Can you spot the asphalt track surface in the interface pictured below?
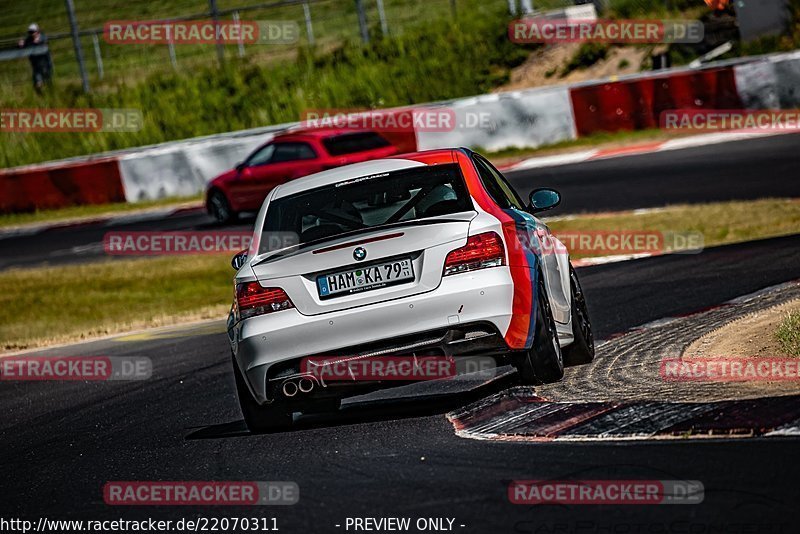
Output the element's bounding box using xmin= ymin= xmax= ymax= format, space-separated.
xmin=2 ymin=238 xmax=800 ymax=530
xmin=2 ymin=134 xmax=800 ymax=531
xmin=2 ymin=133 xmax=799 ymax=271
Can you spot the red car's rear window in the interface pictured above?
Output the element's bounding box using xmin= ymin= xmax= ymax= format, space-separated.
xmin=322 ymin=132 xmax=392 ymax=156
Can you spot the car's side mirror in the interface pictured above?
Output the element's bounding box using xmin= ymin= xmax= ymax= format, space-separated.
xmin=231 ymin=250 xmax=248 ymax=270
xmin=528 ymin=188 xmax=561 ymax=214
xmin=235 ymin=161 xmax=246 ymax=172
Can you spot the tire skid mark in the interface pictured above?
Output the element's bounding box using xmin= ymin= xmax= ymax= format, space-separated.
xmin=448 ymin=280 xmax=800 ymax=442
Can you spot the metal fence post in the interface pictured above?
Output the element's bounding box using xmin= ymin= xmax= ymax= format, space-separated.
xmin=91 ymin=32 xmax=104 ymax=80
xmin=168 ymin=38 xmax=178 ymax=70
xmin=303 ymin=2 xmax=315 ymax=45
xmin=233 ymin=11 xmax=246 ymax=57
xmin=209 ymin=0 xmax=225 ymax=64
xmin=64 ymin=0 xmax=90 ymax=92
xmin=376 ymin=0 xmax=388 ymax=36
xmin=354 ymin=0 xmax=369 ymax=44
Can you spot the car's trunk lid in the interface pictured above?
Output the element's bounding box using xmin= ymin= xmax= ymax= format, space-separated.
xmin=250 ymin=212 xmax=475 ymax=315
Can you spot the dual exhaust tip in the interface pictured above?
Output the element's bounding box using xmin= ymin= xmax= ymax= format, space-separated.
xmin=282 ymin=376 xmax=315 ymax=397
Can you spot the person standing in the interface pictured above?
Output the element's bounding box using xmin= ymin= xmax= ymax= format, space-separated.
xmin=18 ymin=23 xmax=53 ymax=91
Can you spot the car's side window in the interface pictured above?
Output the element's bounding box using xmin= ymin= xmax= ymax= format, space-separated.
xmin=322 ymin=132 xmax=392 ymax=156
xmin=473 ymin=155 xmax=523 ymax=210
xmin=271 ymin=142 xmax=318 ymax=163
xmin=247 ymin=144 xmax=276 ymax=167
xmin=483 ymin=157 xmax=525 ymax=209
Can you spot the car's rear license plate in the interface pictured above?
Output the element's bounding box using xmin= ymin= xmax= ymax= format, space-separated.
xmin=317 ymin=258 xmax=414 ymax=298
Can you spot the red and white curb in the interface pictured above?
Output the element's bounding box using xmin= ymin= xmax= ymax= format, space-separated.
xmin=447 ymin=280 xmax=800 ymax=442
xmin=502 ymin=130 xmax=795 ymax=172
xmin=447 ymin=389 xmax=800 ymax=442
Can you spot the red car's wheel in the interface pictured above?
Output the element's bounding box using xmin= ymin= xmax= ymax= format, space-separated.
xmin=208 ymin=189 xmax=238 ymax=225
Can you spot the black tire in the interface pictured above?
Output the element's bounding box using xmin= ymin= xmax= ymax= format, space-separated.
xmin=232 ymin=356 xmax=293 ymax=432
xmin=208 ymin=190 xmax=237 ymax=225
xmin=515 ymin=269 xmax=564 ymax=385
xmin=562 ymin=264 xmax=595 ymax=366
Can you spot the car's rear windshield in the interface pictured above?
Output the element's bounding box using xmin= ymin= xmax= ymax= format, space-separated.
xmin=260 ymin=164 xmax=474 ymax=253
xmin=322 ymin=132 xmax=391 ymax=156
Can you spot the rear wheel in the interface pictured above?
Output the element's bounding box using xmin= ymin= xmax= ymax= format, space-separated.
xmin=563 ymin=264 xmax=595 ymax=366
xmin=208 ymin=190 xmax=238 ymax=225
xmin=515 ymin=269 xmax=564 ymax=385
xmin=232 ymin=356 xmax=293 ymax=432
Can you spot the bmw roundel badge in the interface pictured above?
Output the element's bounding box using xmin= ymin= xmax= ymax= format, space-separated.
xmin=353 ymin=247 xmax=367 ymax=261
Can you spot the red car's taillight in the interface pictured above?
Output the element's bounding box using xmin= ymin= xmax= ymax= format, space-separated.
xmin=443 ymin=232 xmax=506 ymax=276
xmin=236 ymin=282 xmax=294 ymax=319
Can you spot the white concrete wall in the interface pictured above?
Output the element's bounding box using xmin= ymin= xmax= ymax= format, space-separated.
xmin=734 ymin=50 xmax=800 ymax=109
xmin=415 ymin=86 xmax=577 ymax=152
xmin=118 ymin=135 xmax=273 ymax=202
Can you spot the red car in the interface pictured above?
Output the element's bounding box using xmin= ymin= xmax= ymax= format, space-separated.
xmin=206 ymin=129 xmax=400 ymax=223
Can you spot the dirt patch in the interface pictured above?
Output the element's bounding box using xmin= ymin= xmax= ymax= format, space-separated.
xmin=679 ymin=299 xmax=800 ymax=396
xmin=685 ymin=300 xmax=800 ymax=359
xmin=497 ymin=44 xmax=650 ymax=92
xmin=533 ymin=281 xmax=800 ymax=403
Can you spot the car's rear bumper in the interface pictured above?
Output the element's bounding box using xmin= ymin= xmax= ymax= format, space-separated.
xmin=229 ymin=267 xmax=514 ymax=404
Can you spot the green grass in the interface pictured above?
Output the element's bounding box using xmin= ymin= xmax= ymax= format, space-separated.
xmin=548 ymin=198 xmax=800 ymax=250
xmin=776 ymin=310 xmax=800 ymax=357
xmin=2 ymin=0 xmax=797 ymax=174
xmin=0 ymin=0 xmax=470 ymax=87
xmin=1 ymin=1 xmax=532 ymax=169
xmin=0 ymin=195 xmax=201 ymax=228
xmin=0 ymin=255 xmax=233 ymax=351
xmin=2 ymin=198 xmax=800 ymax=351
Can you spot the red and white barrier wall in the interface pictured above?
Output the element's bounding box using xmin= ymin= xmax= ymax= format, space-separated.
xmin=0 ymin=157 xmax=126 ymax=213
xmin=2 ymin=51 xmax=800 ymax=214
xmin=0 ymin=125 xmax=289 ymax=213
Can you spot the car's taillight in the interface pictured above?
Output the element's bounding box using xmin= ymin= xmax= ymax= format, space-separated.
xmin=236 ymin=282 xmax=294 ymax=319
xmin=443 ymin=232 xmax=505 ymax=276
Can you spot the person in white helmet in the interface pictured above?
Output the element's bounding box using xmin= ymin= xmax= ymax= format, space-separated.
xmin=18 ymin=23 xmax=53 ymax=91
xmin=508 ymin=0 xmax=534 ymax=15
